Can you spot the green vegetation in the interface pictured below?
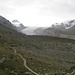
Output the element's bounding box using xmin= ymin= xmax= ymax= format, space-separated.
xmin=0 ymin=23 xmax=75 ymax=75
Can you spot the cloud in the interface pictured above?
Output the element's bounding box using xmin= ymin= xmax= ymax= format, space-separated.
xmin=35 ymin=0 xmax=75 ymax=21
xmin=1 ymin=0 xmax=75 ymax=16
xmin=39 ymin=0 xmax=75 ymax=14
xmin=0 ymin=0 xmax=75 ymax=27
xmin=0 ymin=0 xmax=15 ymax=17
xmin=50 ymin=0 xmax=75 ymax=20
xmin=10 ymin=0 xmax=35 ymax=7
xmin=52 ymin=0 xmax=75 ymax=12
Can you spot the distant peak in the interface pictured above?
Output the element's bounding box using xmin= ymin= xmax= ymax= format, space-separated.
xmin=12 ymin=19 xmax=20 ymax=23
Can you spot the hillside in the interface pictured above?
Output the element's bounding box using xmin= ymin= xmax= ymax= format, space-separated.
xmin=0 ymin=17 xmax=75 ymax=75
xmin=0 ymin=16 xmax=17 ymax=31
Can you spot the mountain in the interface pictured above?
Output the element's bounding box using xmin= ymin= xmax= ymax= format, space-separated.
xmin=1 ymin=16 xmax=75 ymax=74
xmin=12 ymin=19 xmax=27 ymax=32
xmin=10 ymin=19 xmax=75 ymax=40
xmin=52 ymin=19 xmax=75 ymax=30
xmin=65 ymin=25 xmax=75 ymax=35
xmin=40 ymin=19 xmax=75 ymax=39
xmin=0 ymin=16 xmax=16 ymax=30
xmin=63 ymin=20 xmax=75 ymax=35
xmin=42 ymin=27 xmax=63 ymax=37
xmin=34 ymin=27 xmax=47 ymax=35
xmin=64 ymin=19 xmax=75 ymax=29
xmin=20 ymin=19 xmax=75 ymax=39
xmin=11 ymin=20 xmax=46 ymax=35
xmin=22 ymin=27 xmax=47 ymax=35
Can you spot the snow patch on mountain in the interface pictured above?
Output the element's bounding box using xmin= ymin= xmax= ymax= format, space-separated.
xmin=21 ymin=27 xmax=39 ymax=35
xmin=63 ymin=20 xmax=75 ymax=29
xmin=12 ymin=20 xmax=21 ymax=27
xmin=52 ymin=19 xmax=75 ymax=30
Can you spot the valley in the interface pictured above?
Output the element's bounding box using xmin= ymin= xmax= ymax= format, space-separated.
xmin=0 ymin=16 xmax=75 ymax=75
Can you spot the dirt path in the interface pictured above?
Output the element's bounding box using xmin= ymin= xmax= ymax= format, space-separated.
xmin=18 ymin=53 xmax=40 ymax=75
xmin=12 ymin=48 xmax=40 ymax=75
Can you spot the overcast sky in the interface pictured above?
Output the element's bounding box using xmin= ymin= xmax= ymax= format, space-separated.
xmin=0 ymin=0 xmax=75 ymax=27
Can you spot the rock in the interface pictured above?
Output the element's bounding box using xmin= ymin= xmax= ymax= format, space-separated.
xmin=0 ymin=57 xmax=6 ymax=64
xmin=24 ymin=71 xmax=31 ymax=75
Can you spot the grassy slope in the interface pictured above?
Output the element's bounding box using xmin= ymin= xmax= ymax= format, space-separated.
xmin=0 ymin=23 xmax=75 ymax=74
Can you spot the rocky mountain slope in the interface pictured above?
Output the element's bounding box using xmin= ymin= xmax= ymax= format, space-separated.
xmin=0 ymin=16 xmax=16 ymax=30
